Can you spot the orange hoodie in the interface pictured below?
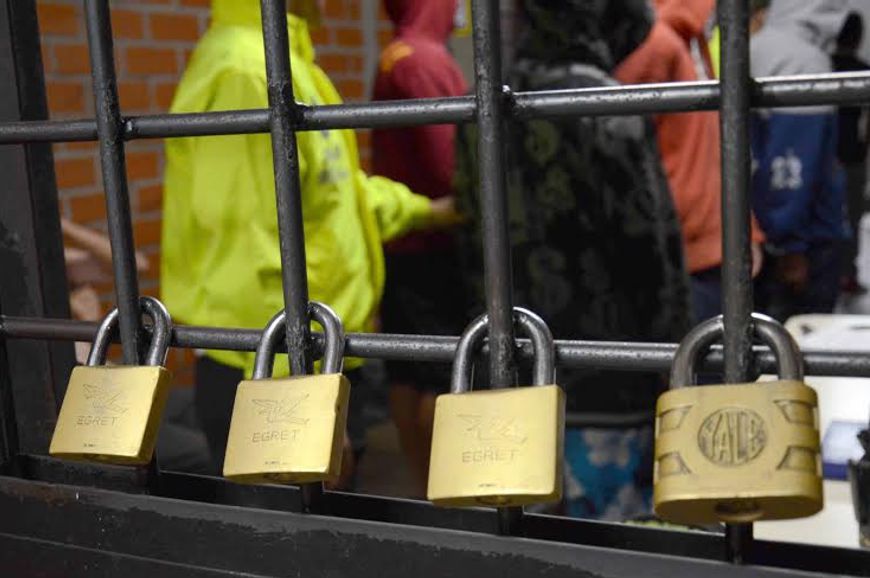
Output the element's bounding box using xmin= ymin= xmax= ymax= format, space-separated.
xmin=615 ymin=0 xmax=762 ymax=273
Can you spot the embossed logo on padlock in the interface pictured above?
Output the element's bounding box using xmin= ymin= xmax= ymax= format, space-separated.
xmin=223 ymin=303 xmax=350 ymax=485
xmin=697 ymin=407 xmax=767 ymax=466
xmin=653 ymin=314 xmax=823 ymax=525
xmin=427 ymin=309 xmax=566 ymax=508
xmin=49 ymin=297 xmax=173 ymax=465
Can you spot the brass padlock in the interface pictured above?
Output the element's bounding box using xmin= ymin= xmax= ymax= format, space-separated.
xmin=49 ymin=296 xmax=173 ymax=465
xmin=427 ymin=308 xmax=566 ymax=507
xmin=223 ymin=302 xmax=350 ymax=484
xmin=654 ymin=313 xmax=822 ymax=525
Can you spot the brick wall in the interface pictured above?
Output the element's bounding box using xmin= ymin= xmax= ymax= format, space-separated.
xmin=36 ymin=0 xmax=387 ymax=383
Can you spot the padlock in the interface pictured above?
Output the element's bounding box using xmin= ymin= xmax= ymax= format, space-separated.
xmin=427 ymin=308 xmax=566 ymax=507
xmin=654 ymin=313 xmax=822 ymax=525
xmin=49 ymin=296 xmax=173 ymax=465
xmin=223 ymin=302 xmax=350 ymax=484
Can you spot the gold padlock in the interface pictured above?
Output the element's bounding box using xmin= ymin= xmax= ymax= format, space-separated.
xmin=223 ymin=302 xmax=350 ymax=484
xmin=49 ymin=297 xmax=173 ymax=465
xmin=654 ymin=313 xmax=822 ymax=525
xmin=428 ymin=308 xmax=566 ymax=508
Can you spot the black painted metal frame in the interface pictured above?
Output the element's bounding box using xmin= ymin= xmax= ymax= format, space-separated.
xmin=1 ymin=0 xmax=870 ymax=575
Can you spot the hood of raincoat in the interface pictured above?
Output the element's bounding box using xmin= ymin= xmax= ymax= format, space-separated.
xmin=212 ymin=0 xmax=320 ymax=29
xmin=655 ymin=0 xmax=715 ymax=42
xmin=764 ymin=0 xmax=849 ymax=48
xmin=517 ymin=0 xmax=653 ymax=71
xmin=384 ymin=0 xmax=456 ymax=42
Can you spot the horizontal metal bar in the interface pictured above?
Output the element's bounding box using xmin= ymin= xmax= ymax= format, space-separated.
xmin=10 ymin=460 xmax=870 ymax=576
xmin=3 ymin=316 xmax=870 ymax=379
xmin=2 ymin=72 xmax=869 ymax=144
xmin=8 ymin=473 xmax=860 ymax=578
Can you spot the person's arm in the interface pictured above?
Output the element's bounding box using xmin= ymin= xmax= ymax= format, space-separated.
xmin=358 ymin=172 xmax=465 ymax=243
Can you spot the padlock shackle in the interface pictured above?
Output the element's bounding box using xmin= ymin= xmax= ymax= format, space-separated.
xmin=252 ymin=301 xmax=346 ymax=379
xmin=87 ymin=296 xmax=173 ymax=367
xmin=670 ymin=312 xmax=803 ymax=388
xmin=450 ymin=307 xmax=555 ymax=394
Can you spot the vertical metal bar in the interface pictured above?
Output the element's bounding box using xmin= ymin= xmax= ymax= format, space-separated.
xmin=717 ymin=0 xmax=754 ymax=562
xmin=0 ymin=0 xmax=75 ymax=453
xmin=470 ymin=0 xmax=519 ymax=534
xmin=83 ymin=0 xmax=141 ymax=364
xmin=259 ymin=0 xmax=311 ymax=376
xmin=258 ymin=0 xmax=319 ymax=510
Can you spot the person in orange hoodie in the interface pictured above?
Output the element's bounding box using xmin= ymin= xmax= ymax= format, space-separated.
xmin=615 ymin=0 xmax=763 ymax=324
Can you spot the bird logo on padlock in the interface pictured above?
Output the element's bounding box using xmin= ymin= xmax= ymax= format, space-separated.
xmin=83 ymin=383 xmax=128 ymax=415
xmin=252 ymin=395 xmax=310 ymax=425
xmin=459 ymin=414 xmax=527 ymax=444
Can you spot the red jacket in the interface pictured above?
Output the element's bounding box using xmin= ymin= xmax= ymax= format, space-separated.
xmin=372 ymin=0 xmax=467 ymax=254
xmin=616 ymin=0 xmax=762 ymax=273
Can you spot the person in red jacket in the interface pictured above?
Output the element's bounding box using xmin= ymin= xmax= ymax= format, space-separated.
xmin=616 ymin=0 xmax=764 ymax=324
xmin=372 ymin=0 xmax=468 ymax=496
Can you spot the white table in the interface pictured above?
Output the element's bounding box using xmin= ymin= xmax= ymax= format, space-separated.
xmin=753 ymin=316 xmax=870 ymax=549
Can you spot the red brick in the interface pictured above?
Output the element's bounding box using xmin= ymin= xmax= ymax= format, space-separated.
xmin=137 ymin=183 xmax=163 ymax=213
xmin=69 ymin=193 xmax=107 ymax=223
xmin=46 ymin=80 xmax=86 ymax=114
xmin=37 ymin=3 xmax=80 ymax=37
xmin=309 ymin=26 xmax=330 ymax=46
xmin=111 ymin=8 xmax=145 ymax=40
xmin=335 ymin=79 xmax=364 ymax=101
xmin=150 ymin=13 xmax=200 ymax=42
xmin=378 ymin=29 xmax=393 ymax=48
xmin=53 ymin=43 xmax=90 ymax=74
xmin=180 ymin=0 xmax=211 ymax=6
xmin=335 ymin=27 xmax=363 ymax=48
xmin=318 ymin=53 xmax=350 ymax=74
xmin=126 ymin=150 xmax=160 ymax=180
xmin=118 ymin=80 xmax=151 ymax=112
xmin=154 ymin=81 xmax=178 ymax=110
xmin=134 ymin=217 xmax=162 ymax=247
xmin=55 ymin=157 xmax=95 ymax=189
xmin=62 ymin=141 xmax=98 ymax=154
xmin=125 ymin=46 xmax=178 ymax=75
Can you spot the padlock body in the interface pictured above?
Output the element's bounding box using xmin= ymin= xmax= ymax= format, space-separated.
xmin=49 ymin=365 xmax=172 ymax=465
xmin=223 ymin=373 xmax=350 ymax=484
xmin=427 ymin=384 xmax=565 ymax=507
xmin=654 ymin=380 xmax=822 ymax=525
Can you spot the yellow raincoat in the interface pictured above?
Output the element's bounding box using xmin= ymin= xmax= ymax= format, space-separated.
xmin=161 ymin=0 xmax=433 ymax=374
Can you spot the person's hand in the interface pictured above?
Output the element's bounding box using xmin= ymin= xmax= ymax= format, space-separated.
xmin=751 ymin=243 xmax=764 ymax=279
xmin=428 ymin=196 xmax=465 ymax=229
xmin=776 ymin=252 xmax=809 ymax=293
xmin=69 ymin=286 xmax=102 ymax=321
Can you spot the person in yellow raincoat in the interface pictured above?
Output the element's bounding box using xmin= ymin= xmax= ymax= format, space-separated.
xmin=161 ymin=0 xmax=457 ymax=482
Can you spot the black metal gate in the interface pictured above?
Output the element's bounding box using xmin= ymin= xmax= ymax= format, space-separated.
xmin=0 ymin=0 xmax=869 ymax=576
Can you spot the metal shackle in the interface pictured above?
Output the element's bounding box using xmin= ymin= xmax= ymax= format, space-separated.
xmin=670 ymin=313 xmax=804 ymax=388
xmin=252 ymin=301 xmax=346 ymax=379
xmin=87 ymin=296 xmax=173 ymax=367
xmin=450 ymin=307 xmax=556 ymax=394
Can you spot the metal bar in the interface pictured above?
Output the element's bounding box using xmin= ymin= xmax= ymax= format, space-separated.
xmin=3 ymin=474 xmax=861 ymax=578
xmin=718 ymin=0 xmax=754 ymax=563
xmin=15 ymin=455 xmax=870 ymax=576
xmin=3 ymin=73 xmax=870 ymax=144
xmin=83 ymin=0 xmax=140 ymax=364
xmin=259 ymin=0 xmax=310 ymax=376
xmin=4 ymin=316 xmax=870 ymax=378
xmin=0 ymin=0 xmax=75 ymax=454
xmin=258 ymin=0 xmax=320 ymax=511
xmin=469 ymin=0 xmax=519 ymax=534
